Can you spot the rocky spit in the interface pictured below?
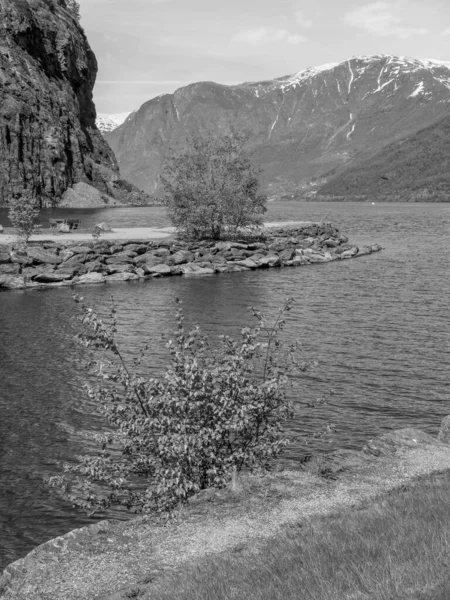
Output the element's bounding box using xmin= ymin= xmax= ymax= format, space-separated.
xmin=0 ymin=223 xmax=382 ymax=291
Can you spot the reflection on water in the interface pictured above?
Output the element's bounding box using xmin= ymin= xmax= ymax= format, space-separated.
xmin=0 ymin=202 xmax=449 ymax=570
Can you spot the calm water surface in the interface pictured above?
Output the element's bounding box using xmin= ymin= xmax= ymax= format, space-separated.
xmin=0 ymin=202 xmax=449 ymax=569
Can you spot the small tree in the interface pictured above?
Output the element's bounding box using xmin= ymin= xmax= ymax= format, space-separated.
xmin=49 ymin=297 xmax=313 ymax=517
xmin=8 ymin=192 xmax=40 ymax=244
xmin=162 ymin=133 xmax=267 ymax=240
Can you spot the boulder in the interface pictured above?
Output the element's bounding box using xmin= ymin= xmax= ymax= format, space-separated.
xmin=339 ymin=246 xmax=359 ymax=259
xmin=0 ymin=264 xmax=20 ymax=275
xmin=105 ymin=252 xmax=134 ymax=264
xmin=122 ymin=244 xmax=148 ymax=255
xmin=235 ymin=258 xmax=259 ymax=269
xmin=181 ymin=265 xmax=215 ymax=276
xmin=59 ymin=250 xmax=75 ymax=262
xmin=26 ymin=247 xmax=62 ymax=265
xmin=145 ymin=264 xmax=172 ymax=276
xmin=58 ymin=223 xmax=70 ymax=233
xmin=33 ymin=272 xmax=72 ymax=283
xmin=105 ymin=264 xmax=135 ymax=275
xmin=134 ymin=253 xmax=162 ymax=268
xmin=363 ymin=428 xmax=446 ymax=457
xmin=84 ymin=260 xmax=106 ymax=273
xmin=257 ymin=255 xmax=281 ymax=268
xmin=0 ymin=224 xmax=3 ymax=233
xmin=371 ymin=244 xmax=383 ymax=252
xmin=60 ymin=253 xmax=93 ymax=267
xmin=53 ymin=266 xmax=78 ymax=278
xmin=356 ymin=246 xmax=373 ymax=257
xmin=67 ymin=246 xmax=93 ymax=255
xmin=135 ymin=267 xmax=146 ymax=278
xmin=0 ymin=251 xmax=11 ymax=264
xmin=106 ymin=272 xmax=139 ymax=282
xmin=438 ymin=416 xmax=450 ymax=445
xmin=109 ymin=244 xmax=124 ymax=254
xmin=0 ymin=275 xmax=26 ymax=289
xmin=278 ymin=248 xmax=296 ymax=262
xmin=77 ymin=272 xmax=106 ymax=284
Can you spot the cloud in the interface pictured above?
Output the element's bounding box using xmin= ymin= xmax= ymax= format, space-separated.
xmin=294 ymin=9 xmax=313 ymax=29
xmin=233 ymin=27 xmax=307 ymax=45
xmin=344 ymin=2 xmax=428 ymax=38
xmin=442 ymin=28 xmax=450 ymax=36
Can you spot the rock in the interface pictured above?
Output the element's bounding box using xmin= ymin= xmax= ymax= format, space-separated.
xmin=278 ymin=248 xmax=296 ymax=262
xmin=371 ymin=244 xmax=383 ymax=252
xmin=135 ymin=267 xmax=146 ymax=278
xmin=438 ymin=416 xmax=450 ymax=444
xmin=145 ymin=264 xmax=172 ymax=276
xmin=257 ymin=255 xmax=281 ymax=268
xmin=0 ymin=263 xmax=20 ymax=275
xmin=67 ymin=246 xmax=93 ymax=256
xmin=22 ymin=265 xmax=55 ymax=278
xmin=0 ymin=251 xmax=11 ymax=264
xmin=58 ymin=223 xmax=70 ymax=233
xmin=133 ymin=253 xmax=161 ymax=268
xmin=105 ymin=252 xmax=134 ymax=264
xmin=235 ymin=258 xmax=259 ymax=269
xmin=104 ymin=264 xmax=134 ymax=275
xmin=340 ymin=246 xmax=359 ymax=259
xmin=59 ymin=250 xmax=75 ymax=262
xmin=168 ymin=250 xmax=194 ymax=265
xmin=121 ymin=244 xmax=148 ymax=255
xmin=77 ymin=273 xmax=106 ymax=285
xmin=153 ymin=248 xmax=171 ymax=259
xmin=53 ymin=266 xmax=78 ymax=278
xmin=109 ymin=245 xmax=124 ymax=254
xmin=26 ymin=247 xmax=62 ymax=265
xmin=84 ymin=260 xmax=106 ymax=273
xmin=33 ymin=272 xmax=72 ymax=283
xmin=180 ymin=264 xmax=215 ymax=276
xmin=0 ymin=275 xmax=26 ymax=289
xmin=0 ymin=224 xmax=3 ymax=233
xmin=58 ymin=254 xmax=90 ymax=269
xmin=356 ymin=246 xmax=373 ymax=256
xmin=106 ymin=272 xmax=139 ymax=282
xmin=10 ymin=251 xmax=33 ymax=266
xmin=363 ymin=428 xmax=446 ymax=457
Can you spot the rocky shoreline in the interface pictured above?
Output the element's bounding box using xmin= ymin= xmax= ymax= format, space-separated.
xmin=0 ymin=222 xmax=382 ymax=291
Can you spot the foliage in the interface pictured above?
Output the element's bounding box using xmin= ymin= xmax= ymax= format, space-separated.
xmin=49 ymin=297 xmax=312 ymax=517
xmin=162 ymin=133 xmax=267 ymax=240
xmin=8 ymin=192 xmax=40 ymax=244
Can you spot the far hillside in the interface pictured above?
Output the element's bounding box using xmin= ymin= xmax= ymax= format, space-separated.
xmin=318 ymin=113 xmax=450 ymax=201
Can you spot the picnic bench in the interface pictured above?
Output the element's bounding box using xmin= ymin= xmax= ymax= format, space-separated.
xmin=49 ymin=219 xmax=81 ymax=230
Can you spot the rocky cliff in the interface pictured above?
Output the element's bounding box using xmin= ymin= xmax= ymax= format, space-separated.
xmin=105 ymin=55 xmax=450 ymax=200
xmin=0 ymin=0 xmax=150 ymax=206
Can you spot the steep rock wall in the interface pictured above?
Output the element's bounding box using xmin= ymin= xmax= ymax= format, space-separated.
xmin=0 ymin=0 xmax=148 ymax=206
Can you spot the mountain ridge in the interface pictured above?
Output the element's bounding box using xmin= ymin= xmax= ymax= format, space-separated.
xmin=105 ymin=54 xmax=450 ymax=200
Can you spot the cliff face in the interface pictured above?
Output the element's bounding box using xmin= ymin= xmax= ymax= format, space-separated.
xmin=105 ymin=55 xmax=450 ymax=199
xmin=0 ymin=0 xmax=149 ymax=206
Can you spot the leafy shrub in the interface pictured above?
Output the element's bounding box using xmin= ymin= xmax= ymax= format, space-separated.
xmin=8 ymin=192 xmax=40 ymax=244
xmin=162 ymin=133 xmax=267 ymax=240
xmin=50 ymin=297 xmax=311 ymax=517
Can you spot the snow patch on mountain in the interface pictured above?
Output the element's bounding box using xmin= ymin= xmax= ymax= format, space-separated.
xmin=96 ymin=112 xmax=133 ymax=133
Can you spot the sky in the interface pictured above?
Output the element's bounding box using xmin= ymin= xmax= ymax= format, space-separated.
xmin=77 ymin=0 xmax=450 ymax=113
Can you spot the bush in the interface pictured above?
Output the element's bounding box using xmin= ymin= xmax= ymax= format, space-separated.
xmin=162 ymin=133 xmax=267 ymax=240
xmin=8 ymin=192 xmax=40 ymax=244
xmin=49 ymin=297 xmax=312 ymax=517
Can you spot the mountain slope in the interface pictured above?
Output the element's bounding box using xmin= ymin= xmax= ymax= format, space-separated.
xmin=318 ymin=113 xmax=450 ymax=200
xmin=105 ymin=55 xmax=450 ymax=198
xmin=96 ymin=112 xmax=133 ymax=133
xmin=0 ymin=0 xmax=149 ymax=206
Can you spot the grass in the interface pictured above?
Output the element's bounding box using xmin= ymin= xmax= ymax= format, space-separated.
xmin=139 ymin=471 xmax=450 ymax=600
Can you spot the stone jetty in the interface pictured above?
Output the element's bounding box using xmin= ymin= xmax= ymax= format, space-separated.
xmin=0 ymin=223 xmax=382 ymax=291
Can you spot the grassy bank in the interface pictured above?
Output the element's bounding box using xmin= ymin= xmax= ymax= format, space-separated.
xmin=141 ymin=471 xmax=450 ymax=600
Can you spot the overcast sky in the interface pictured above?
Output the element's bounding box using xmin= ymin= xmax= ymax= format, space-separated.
xmin=78 ymin=0 xmax=450 ymax=113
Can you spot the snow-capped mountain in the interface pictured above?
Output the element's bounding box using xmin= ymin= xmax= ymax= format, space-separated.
xmin=104 ymin=55 xmax=450 ymax=199
xmin=96 ymin=112 xmax=133 ymax=133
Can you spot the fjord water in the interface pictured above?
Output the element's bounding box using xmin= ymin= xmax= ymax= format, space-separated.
xmin=0 ymin=202 xmax=449 ymax=570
